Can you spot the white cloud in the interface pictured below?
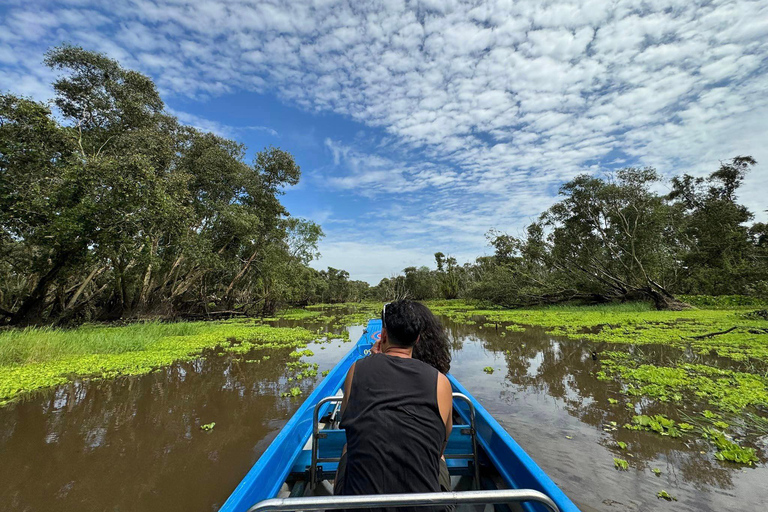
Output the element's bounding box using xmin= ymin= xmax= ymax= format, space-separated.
xmin=2 ymin=0 xmax=767 ymax=281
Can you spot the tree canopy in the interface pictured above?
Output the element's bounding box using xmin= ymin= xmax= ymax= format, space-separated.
xmin=371 ymin=158 xmax=767 ymax=309
xmin=0 ymin=45 xmax=366 ymax=325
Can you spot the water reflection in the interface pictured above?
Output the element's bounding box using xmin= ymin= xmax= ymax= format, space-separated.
xmin=442 ymin=317 xmax=766 ymax=512
xmin=0 ymin=342 xmax=349 ymax=512
xmin=0 ymin=317 xmax=764 ymax=512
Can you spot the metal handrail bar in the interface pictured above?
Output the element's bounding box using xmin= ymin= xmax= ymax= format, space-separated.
xmin=450 ymin=393 xmax=480 ymax=488
xmin=310 ymin=396 xmax=344 ymax=488
xmin=247 ymin=489 xmax=559 ymax=512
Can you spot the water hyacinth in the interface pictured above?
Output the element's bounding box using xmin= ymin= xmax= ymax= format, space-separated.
xmin=0 ymin=321 xmax=320 ymax=406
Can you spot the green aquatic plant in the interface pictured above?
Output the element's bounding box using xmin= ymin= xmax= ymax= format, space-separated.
xmin=200 ymin=422 xmax=216 ymax=431
xmin=281 ymin=387 xmax=302 ymax=398
xmin=652 ymin=468 xmax=662 ymax=476
xmin=483 ymin=367 xmax=494 ymax=374
xmin=425 ymin=299 xmax=768 ymax=365
xmin=616 ymin=441 xmax=627 ymax=450
xmin=656 ymin=490 xmax=676 ymax=501
xmin=289 ymin=349 xmax=315 ymax=358
xmin=613 ymin=458 xmax=629 ymax=470
xmin=608 ymin=398 xmax=619 ymax=405
xmin=599 ymin=354 xmax=768 ymax=413
xmin=0 ymin=321 xmax=320 ymax=406
xmin=701 ymin=428 xmax=759 ymax=465
xmin=627 ymin=415 xmax=681 ymax=438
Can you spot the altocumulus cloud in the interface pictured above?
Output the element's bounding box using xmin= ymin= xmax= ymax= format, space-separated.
xmin=1 ymin=0 xmax=767 ymax=281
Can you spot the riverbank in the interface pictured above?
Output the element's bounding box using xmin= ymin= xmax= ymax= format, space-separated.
xmin=0 ymin=320 xmax=321 ymax=406
xmin=3 ymin=298 xmax=767 ymax=420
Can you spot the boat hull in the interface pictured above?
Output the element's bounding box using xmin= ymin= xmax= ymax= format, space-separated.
xmin=221 ymin=319 xmax=581 ymax=512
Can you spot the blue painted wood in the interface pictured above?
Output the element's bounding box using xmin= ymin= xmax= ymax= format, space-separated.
xmin=222 ymin=319 xmax=582 ymax=512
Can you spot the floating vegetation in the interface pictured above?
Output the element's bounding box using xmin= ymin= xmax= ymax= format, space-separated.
xmin=701 ymin=428 xmax=759 ymax=465
xmin=626 ymin=415 xmax=681 ymax=438
xmin=656 ymin=490 xmax=677 ymax=501
xmin=600 ymin=353 xmax=768 ymax=413
xmin=616 ymin=441 xmax=627 ymax=450
xmin=281 ymin=387 xmax=302 ymax=398
xmin=289 ymin=349 xmax=315 ymax=358
xmin=0 ymin=321 xmax=320 ymax=407
xmin=613 ymin=458 xmax=629 ymax=470
xmin=483 ymin=367 xmax=494 ymax=374
xmin=321 ymin=370 xmax=330 ymax=377
xmin=652 ymin=468 xmax=662 ymax=476
xmin=425 ymin=299 xmax=768 ymax=364
xmin=608 ymin=398 xmax=619 ymax=405
xmin=200 ymin=422 xmax=216 ymax=431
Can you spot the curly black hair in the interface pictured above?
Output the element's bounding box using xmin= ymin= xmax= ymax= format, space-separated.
xmin=411 ymin=302 xmax=451 ymax=374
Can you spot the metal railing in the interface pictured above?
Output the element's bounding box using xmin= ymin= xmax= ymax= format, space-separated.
xmin=310 ymin=395 xmax=345 ymax=488
xmin=448 ymin=393 xmax=480 ymax=489
xmin=247 ymin=489 xmax=560 ymax=512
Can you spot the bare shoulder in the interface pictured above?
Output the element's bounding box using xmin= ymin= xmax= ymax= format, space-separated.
xmin=436 ymin=372 xmax=452 ymax=401
xmin=345 ymin=362 xmax=356 ymax=384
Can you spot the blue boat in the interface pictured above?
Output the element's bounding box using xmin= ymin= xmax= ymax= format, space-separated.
xmin=221 ymin=319 xmax=582 ymax=512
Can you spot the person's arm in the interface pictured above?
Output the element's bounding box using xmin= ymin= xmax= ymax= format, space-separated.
xmin=436 ymin=372 xmax=453 ymax=455
xmin=340 ymin=362 xmax=356 ymax=417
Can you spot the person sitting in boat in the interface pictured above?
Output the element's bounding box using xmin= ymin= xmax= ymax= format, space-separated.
xmin=408 ymin=301 xmax=451 ymax=375
xmin=370 ymin=301 xmax=451 ymax=374
xmin=334 ymin=300 xmax=454 ymax=506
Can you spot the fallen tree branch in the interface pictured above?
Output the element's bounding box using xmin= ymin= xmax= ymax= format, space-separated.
xmin=690 ymin=326 xmax=737 ymax=339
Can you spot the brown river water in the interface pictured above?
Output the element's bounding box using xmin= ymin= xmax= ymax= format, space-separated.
xmin=1 ymin=314 xmax=766 ymax=511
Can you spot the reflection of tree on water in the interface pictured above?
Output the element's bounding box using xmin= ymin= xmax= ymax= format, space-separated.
xmin=0 ymin=351 xmax=305 ymax=512
xmin=446 ymin=320 xmax=745 ymax=491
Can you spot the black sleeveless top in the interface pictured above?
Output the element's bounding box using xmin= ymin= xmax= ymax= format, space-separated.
xmin=340 ymin=354 xmax=445 ymax=503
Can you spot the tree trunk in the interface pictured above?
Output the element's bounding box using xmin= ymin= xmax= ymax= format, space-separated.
xmin=10 ymin=251 xmax=72 ymax=326
xmin=640 ymin=286 xmax=690 ymax=310
xmin=224 ymin=246 xmax=259 ymax=300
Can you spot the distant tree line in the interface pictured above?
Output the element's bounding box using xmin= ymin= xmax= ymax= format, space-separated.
xmin=371 ymin=158 xmax=768 ymax=309
xmin=4 ymin=46 xmax=766 ymax=324
xmin=0 ymin=45 xmax=367 ymax=326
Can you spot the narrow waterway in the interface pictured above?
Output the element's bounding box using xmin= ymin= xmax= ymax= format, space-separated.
xmin=0 ymin=314 xmax=765 ymax=511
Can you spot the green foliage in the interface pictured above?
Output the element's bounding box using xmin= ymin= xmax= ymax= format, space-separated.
xmin=613 ymin=458 xmax=629 ymax=470
xmin=652 ymin=468 xmax=662 ymax=476
xmin=701 ymin=428 xmax=759 ymax=465
xmin=616 ymin=441 xmax=627 ymax=450
xmin=627 ymin=415 xmax=681 ymax=438
xmin=679 ymin=295 xmax=768 ymax=309
xmin=483 ymin=366 xmax=494 ymax=374
xmin=200 ymin=422 xmax=216 ymax=431
xmin=656 ymin=490 xmax=676 ymax=501
xmin=0 ymin=45 xmax=349 ymax=326
xmin=0 ymin=320 xmax=318 ymax=405
xmin=281 ymin=387 xmax=302 ymax=398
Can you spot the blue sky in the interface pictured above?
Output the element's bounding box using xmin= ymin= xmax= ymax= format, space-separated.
xmin=2 ymin=0 xmax=767 ymax=283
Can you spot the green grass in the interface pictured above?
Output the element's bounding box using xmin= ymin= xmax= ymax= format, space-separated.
xmin=0 ymin=320 xmax=319 ymax=407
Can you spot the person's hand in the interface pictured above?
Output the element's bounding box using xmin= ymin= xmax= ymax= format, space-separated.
xmin=371 ymin=339 xmax=381 ymax=354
